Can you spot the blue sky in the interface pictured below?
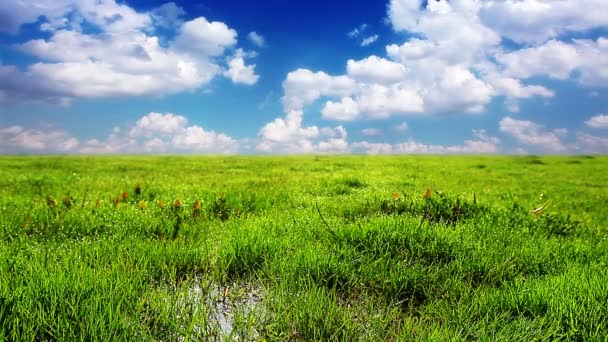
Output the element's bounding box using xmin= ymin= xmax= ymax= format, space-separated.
xmin=1 ymin=0 xmax=607 ymax=154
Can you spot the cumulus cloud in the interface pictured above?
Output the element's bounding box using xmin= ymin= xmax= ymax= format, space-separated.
xmin=0 ymin=0 xmax=72 ymax=34
xmin=496 ymin=40 xmax=579 ymax=80
xmin=282 ymin=69 xmax=357 ymax=113
xmin=80 ymin=112 xmax=239 ymax=154
xmin=0 ymin=0 xmax=255 ymax=105
xmin=495 ymin=38 xmax=608 ymax=86
xmin=256 ymin=109 xmax=349 ymax=154
xmin=253 ymin=0 xmax=607 ymax=153
xmin=574 ymin=133 xmax=608 ymax=154
xmin=259 ymin=0 xmax=562 ymax=138
xmin=0 ymin=125 xmax=78 ymax=154
xmin=172 ymin=17 xmax=237 ymax=56
xmin=346 ymin=56 xmax=407 ymax=84
xmin=322 ymin=97 xmax=360 ymax=121
xmin=585 ymin=114 xmax=608 ymax=129
xmin=129 ymin=112 xmax=187 ymax=137
xmin=223 ymin=49 xmax=260 ymax=85
xmin=499 ymin=117 xmax=567 ymax=152
xmin=478 ymin=0 xmax=608 ymax=44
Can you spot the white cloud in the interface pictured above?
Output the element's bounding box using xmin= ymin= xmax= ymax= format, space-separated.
xmin=282 ymin=69 xmax=357 ymax=113
xmin=223 ymin=49 xmax=259 ymax=85
xmin=492 ymin=37 xmax=608 ymax=88
xmin=129 ymin=112 xmax=187 ymax=137
xmin=80 ymin=112 xmax=239 ymax=154
xmin=322 ymin=97 xmax=360 ymax=121
xmin=487 ymin=76 xmax=554 ymax=99
xmin=171 ymin=126 xmax=238 ymax=152
xmin=247 ymin=31 xmax=265 ymax=47
xmin=355 ymin=83 xmax=424 ymax=117
xmin=353 ymin=130 xmax=500 ymax=154
xmin=494 ymin=38 xmax=608 ymax=87
xmin=478 ymin=0 xmax=608 ymax=44
xmin=0 ymin=0 xmax=156 ymax=34
xmin=257 ymin=0 xmax=605 ymax=151
xmin=361 ymin=35 xmax=379 ymax=47
xmin=172 ymin=17 xmax=237 ymax=56
xmin=0 ymin=0 xmax=73 ymax=34
xmin=361 ymin=128 xmax=382 ymax=137
xmin=256 ymin=104 xmax=351 ymax=154
xmin=346 ymin=56 xmax=407 ymax=84
xmin=472 ymin=129 xmax=500 ymax=145
xmin=585 ymin=114 xmax=608 ymax=129
xmin=499 ymin=117 xmax=567 ymax=152
xmin=351 ymin=142 xmax=393 ymax=154
xmin=496 ymin=40 xmax=579 ymax=80
xmin=0 ymin=0 xmax=251 ymax=105
xmin=0 ymin=125 xmax=78 ymax=153
xmin=574 ymin=133 xmax=608 ymax=154
xmin=575 ymin=37 xmax=608 ymax=87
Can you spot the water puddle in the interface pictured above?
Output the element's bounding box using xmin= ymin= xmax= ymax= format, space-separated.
xmin=172 ymin=279 xmax=265 ymax=341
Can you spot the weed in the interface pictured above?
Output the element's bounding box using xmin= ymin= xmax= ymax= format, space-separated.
xmin=211 ymin=193 xmax=230 ymax=221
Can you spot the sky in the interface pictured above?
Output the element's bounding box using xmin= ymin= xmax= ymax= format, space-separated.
xmin=0 ymin=0 xmax=607 ymax=155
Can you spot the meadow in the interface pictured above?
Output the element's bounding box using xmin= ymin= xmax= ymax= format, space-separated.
xmin=0 ymin=155 xmax=606 ymax=341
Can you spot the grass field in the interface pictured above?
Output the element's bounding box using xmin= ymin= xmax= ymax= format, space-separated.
xmin=0 ymin=155 xmax=607 ymax=340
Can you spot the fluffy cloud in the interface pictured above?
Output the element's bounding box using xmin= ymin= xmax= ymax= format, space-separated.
xmin=129 ymin=112 xmax=187 ymax=137
xmin=478 ymin=0 xmax=608 ymax=44
xmin=256 ymin=109 xmax=349 ymax=153
xmin=82 ymin=112 xmax=239 ymax=154
xmin=223 ymin=49 xmax=260 ymax=85
xmin=575 ymin=38 xmax=608 ymax=87
xmin=282 ymin=69 xmax=357 ymax=113
xmin=0 ymin=0 xmax=254 ymax=105
xmin=172 ymin=17 xmax=237 ymax=56
xmin=346 ymin=56 xmax=407 ymax=84
xmin=0 ymin=0 xmax=71 ymax=34
xmin=262 ymin=0 xmax=563 ymax=137
xmin=0 ymin=0 xmax=156 ymax=34
xmin=585 ymin=114 xmax=608 ymax=129
xmin=499 ymin=117 xmax=567 ymax=152
xmin=496 ymin=40 xmax=579 ymax=80
xmin=0 ymin=125 xmax=78 ymax=154
xmin=355 ymin=83 xmax=424 ymax=117
xmin=254 ymin=0 xmax=607 ymax=153
xmin=495 ymin=38 xmax=608 ymax=86
xmin=322 ymin=97 xmax=360 ymax=121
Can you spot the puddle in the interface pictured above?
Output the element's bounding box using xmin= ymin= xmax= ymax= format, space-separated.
xmin=173 ymin=280 xmax=265 ymax=341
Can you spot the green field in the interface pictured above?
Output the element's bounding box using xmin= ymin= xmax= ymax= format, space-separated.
xmin=0 ymin=156 xmax=607 ymax=340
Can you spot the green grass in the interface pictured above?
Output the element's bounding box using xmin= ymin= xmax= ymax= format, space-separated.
xmin=0 ymin=155 xmax=607 ymax=340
